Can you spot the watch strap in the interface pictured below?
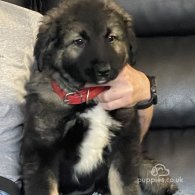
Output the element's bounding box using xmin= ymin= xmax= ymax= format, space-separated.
xmin=135 ymin=76 xmax=157 ymax=110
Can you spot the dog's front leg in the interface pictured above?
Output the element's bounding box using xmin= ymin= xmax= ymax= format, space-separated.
xmin=108 ymin=136 xmax=140 ymax=195
xmin=108 ymin=163 xmax=139 ymax=195
xmin=108 ymin=109 xmax=141 ymax=195
xmin=23 ymin=148 xmax=60 ymax=195
xmin=23 ymin=163 xmax=59 ymax=195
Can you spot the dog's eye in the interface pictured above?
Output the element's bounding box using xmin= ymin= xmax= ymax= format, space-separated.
xmin=107 ymin=35 xmax=117 ymax=43
xmin=73 ymin=39 xmax=86 ymax=48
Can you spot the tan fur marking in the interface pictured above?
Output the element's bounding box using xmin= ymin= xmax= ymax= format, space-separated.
xmin=108 ymin=164 xmax=124 ymax=195
xmin=48 ymin=172 xmax=59 ymax=195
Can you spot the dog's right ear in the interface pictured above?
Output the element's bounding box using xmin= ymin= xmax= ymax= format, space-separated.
xmin=34 ymin=17 xmax=59 ymax=71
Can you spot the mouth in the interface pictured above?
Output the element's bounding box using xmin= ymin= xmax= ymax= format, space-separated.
xmin=96 ymin=76 xmax=110 ymax=84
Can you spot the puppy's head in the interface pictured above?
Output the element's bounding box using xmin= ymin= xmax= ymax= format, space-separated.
xmin=35 ymin=0 xmax=136 ymax=87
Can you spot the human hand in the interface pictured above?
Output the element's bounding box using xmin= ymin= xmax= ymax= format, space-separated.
xmin=95 ymin=64 xmax=151 ymax=110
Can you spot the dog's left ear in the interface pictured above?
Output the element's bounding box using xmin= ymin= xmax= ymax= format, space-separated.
xmin=106 ymin=0 xmax=137 ymax=65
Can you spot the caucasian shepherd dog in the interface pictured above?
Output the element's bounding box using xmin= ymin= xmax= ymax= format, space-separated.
xmin=22 ymin=0 xmax=178 ymax=194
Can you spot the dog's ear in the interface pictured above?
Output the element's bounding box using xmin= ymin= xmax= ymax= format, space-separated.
xmin=34 ymin=16 xmax=59 ymax=71
xmin=105 ymin=0 xmax=137 ymax=65
xmin=124 ymin=18 xmax=137 ymax=66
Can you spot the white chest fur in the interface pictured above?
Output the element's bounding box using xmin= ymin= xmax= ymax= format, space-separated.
xmin=73 ymin=104 xmax=121 ymax=178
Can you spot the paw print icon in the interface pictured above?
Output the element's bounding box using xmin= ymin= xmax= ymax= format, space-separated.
xmin=151 ymin=163 xmax=170 ymax=177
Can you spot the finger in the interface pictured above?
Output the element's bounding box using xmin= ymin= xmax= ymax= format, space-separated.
xmin=97 ymin=88 xmax=123 ymax=103
xmin=98 ymin=97 xmax=130 ymax=111
xmin=84 ymin=81 xmax=114 ymax=88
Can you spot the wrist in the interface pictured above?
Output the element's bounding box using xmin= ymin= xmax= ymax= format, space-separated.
xmin=141 ymin=73 xmax=151 ymax=101
xmin=135 ymin=75 xmax=157 ymax=110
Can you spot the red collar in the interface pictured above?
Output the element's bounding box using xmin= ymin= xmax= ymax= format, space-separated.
xmin=51 ymin=81 xmax=109 ymax=105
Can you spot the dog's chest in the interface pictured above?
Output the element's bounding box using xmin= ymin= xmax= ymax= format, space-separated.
xmin=71 ymin=105 xmax=121 ymax=178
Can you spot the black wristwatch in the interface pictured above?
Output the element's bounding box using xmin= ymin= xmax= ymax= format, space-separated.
xmin=135 ymin=76 xmax=157 ymax=110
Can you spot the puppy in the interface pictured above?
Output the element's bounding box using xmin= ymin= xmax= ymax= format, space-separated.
xmin=22 ymin=0 xmax=178 ymax=194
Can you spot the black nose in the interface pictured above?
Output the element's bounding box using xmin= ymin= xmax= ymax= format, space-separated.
xmin=97 ymin=68 xmax=110 ymax=77
xmin=96 ymin=64 xmax=111 ymax=77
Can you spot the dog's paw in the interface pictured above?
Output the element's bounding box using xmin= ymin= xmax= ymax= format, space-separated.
xmin=139 ymin=157 xmax=179 ymax=195
xmin=165 ymin=182 xmax=178 ymax=195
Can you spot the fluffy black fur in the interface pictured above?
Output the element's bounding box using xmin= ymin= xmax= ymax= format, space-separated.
xmin=22 ymin=0 xmax=178 ymax=195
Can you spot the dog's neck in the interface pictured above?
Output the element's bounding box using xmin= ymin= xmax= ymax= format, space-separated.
xmin=51 ymin=70 xmax=84 ymax=93
xmin=48 ymin=70 xmax=108 ymax=105
xmin=51 ymin=80 xmax=109 ymax=105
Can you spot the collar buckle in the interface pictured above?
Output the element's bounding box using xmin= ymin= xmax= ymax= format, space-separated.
xmin=64 ymin=91 xmax=84 ymax=104
xmin=63 ymin=92 xmax=74 ymax=103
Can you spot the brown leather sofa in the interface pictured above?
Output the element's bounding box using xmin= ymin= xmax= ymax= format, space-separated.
xmin=2 ymin=0 xmax=195 ymax=194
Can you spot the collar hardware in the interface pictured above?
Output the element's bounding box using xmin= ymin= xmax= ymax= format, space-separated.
xmin=51 ymin=81 xmax=109 ymax=105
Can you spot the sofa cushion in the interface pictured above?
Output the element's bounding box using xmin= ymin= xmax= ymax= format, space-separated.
xmin=0 ymin=1 xmax=42 ymax=184
xmin=117 ymin=0 xmax=195 ymax=36
xmin=136 ymin=36 xmax=195 ymax=129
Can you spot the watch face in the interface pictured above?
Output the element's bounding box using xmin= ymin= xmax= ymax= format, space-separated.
xmin=149 ymin=76 xmax=157 ymax=105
